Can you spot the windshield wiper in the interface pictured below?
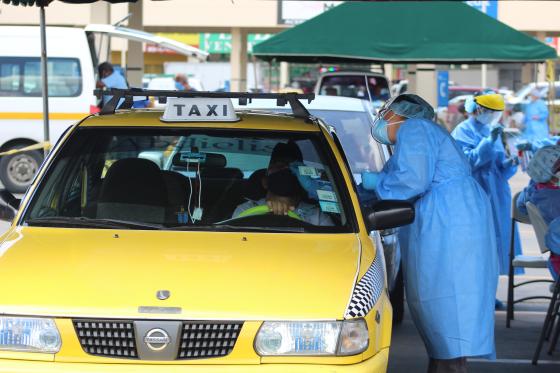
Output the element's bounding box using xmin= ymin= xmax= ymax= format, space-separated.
xmin=26 ymin=216 xmax=163 ymax=230
xmin=169 ymin=224 xmax=305 ymax=233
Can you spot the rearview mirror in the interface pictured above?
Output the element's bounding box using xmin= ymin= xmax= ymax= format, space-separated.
xmin=365 ymin=200 xmax=414 ymax=231
xmin=0 ymin=189 xmax=19 ymax=222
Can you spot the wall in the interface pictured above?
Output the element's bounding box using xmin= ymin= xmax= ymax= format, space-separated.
xmin=0 ymin=0 xmax=282 ymax=31
xmin=498 ymin=1 xmax=560 ymax=34
xmin=449 ymin=67 xmax=499 ymax=89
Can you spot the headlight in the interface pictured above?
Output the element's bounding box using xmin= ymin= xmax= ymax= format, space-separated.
xmin=255 ymin=319 xmax=368 ymax=356
xmin=0 ymin=317 xmax=61 ymax=353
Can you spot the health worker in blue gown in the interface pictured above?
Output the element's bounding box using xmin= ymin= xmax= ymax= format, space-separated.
xmin=361 ymin=94 xmax=498 ymax=373
xmin=522 ymin=89 xmax=549 ymax=142
xmin=451 ymin=93 xmax=521 ymax=281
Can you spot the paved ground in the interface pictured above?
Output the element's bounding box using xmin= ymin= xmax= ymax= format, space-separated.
xmin=389 ymin=172 xmax=560 ymax=372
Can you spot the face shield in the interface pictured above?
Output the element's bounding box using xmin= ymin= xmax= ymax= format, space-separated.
xmin=476 ymin=107 xmax=503 ymax=126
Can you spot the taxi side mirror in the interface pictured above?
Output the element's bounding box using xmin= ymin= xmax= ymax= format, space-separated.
xmin=365 ymin=200 xmax=414 ymax=231
xmin=0 ymin=189 xmax=19 ymax=222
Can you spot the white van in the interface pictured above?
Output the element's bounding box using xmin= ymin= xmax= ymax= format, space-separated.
xmin=0 ymin=25 xmax=207 ymax=192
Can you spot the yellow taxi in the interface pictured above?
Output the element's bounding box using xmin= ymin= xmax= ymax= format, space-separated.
xmin=0 ymin=89 xmax=413 ymax=372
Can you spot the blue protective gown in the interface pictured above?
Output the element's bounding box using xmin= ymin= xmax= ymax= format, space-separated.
xmin=452 ymin=117 xmax=521 ymax=275
xmin=546 ymin=218 xmax=560 ymax=280
xmin=532 ymin=136 xmax=560 ymax=151
xmin=517 ymin=181 xmax=560 ymax=224
xmin=523 ymin=99 xmax=549 ymax=142
xmin=374 ymin=118 xmax=498 ymax=359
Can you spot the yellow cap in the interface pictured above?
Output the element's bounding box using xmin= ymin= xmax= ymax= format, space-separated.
xmin=474 ymin=93 xmax=505 ymax=111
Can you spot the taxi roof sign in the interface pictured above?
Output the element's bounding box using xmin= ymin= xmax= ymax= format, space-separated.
xmin=94 ymin=88 xmax=315 ymax=120
xmin=161 ymin=97 xmax=237 ymax=122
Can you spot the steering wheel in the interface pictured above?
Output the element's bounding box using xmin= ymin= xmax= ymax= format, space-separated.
xmin=237 ymin=205 xmax=303 ymax=221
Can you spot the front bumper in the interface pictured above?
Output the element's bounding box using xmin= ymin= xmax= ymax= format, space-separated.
xmin=0 ymin=348 xmax=388 ymax=373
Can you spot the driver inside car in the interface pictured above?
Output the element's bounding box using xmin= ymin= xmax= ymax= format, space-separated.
xmin=231 ymin=143 xmax=334 ymax=226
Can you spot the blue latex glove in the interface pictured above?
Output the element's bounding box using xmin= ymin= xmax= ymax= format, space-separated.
xmin=515 ymin=141 xmax=533 ymax=151
xmin=502 ymin=156 xmax=520 ymax=168
xmin=361 ymin=171 xmax=380 ymax=190
xmin=489 ymin=124 xmax=504 ymax=142
xmin=356 ymin=183 xmax=378 ymax=206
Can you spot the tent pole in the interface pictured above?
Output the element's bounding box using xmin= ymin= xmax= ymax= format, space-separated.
xmin=39 ymin=4 xmax=50 ymax=149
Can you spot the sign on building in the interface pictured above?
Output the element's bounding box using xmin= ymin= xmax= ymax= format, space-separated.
xmin=200 ymin=34 xmax=272 ymax=54
xmin=437 ymin=71 xmax=449 ymax=108
xmin=465 ymin=1 xmax=498 ymax=19
xmin=278 ymin=1 xmax=343 ymax=25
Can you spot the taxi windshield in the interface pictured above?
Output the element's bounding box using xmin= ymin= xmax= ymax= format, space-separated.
xmin=22 ymin=127 xmax=353 ymax=233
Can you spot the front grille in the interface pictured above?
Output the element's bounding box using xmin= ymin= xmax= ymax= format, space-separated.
xmin=178 ymin=321 xmax=243 ymax=359
xmin=73 ymin=319 xmax=138 ymax=358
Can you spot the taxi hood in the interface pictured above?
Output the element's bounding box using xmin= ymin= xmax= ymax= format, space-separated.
xmin=0 ymin=227 xmax=360 ymax=320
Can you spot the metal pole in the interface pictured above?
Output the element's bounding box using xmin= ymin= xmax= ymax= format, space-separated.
xmin=39 ymin=5 xmax=50 ymax=147
xmin=481 ymin=63 xmax=487 ymax=88
xmin=252 ymin=55 xmax=258 ymax=92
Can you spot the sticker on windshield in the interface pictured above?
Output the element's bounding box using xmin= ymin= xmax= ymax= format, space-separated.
xmin=317 ymin=189 xmax=337 ymax=202
xmin=319 ymin=201 xmax=341 ymax=214
xmin=298 ymin=166 xmax=320 ymax=178
xmin=317 ymin=189 xmax=338 ymax=202
xmin=180 ymin=151 xmax=207 ymax=163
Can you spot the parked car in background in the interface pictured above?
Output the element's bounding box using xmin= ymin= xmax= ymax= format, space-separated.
xmin=235 ymin=95 xmax=406 ymax=324
xmin=391 ymin=79 xmax=408 ymax=96
xmin=314 ymin=71 xmax=391 ymax=110
xmin=507 ymin=81 xmax=560 ymax=106
xmin=436 ymin=94 xmax=470 ymax=132
xmin=448 ymin=85 xmax=487 ymax=100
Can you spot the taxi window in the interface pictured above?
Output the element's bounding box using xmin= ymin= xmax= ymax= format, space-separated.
xmin=23 ymin=128 xmax=354 ymax=233
xmin=262 ymin=108 xmax=386 ymax=179
xmin=310 ymin=110 xmax=385 ymax=175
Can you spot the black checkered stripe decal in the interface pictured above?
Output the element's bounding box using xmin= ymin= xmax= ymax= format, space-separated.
xmin=344 ymin=255 xmax=385 ymax=318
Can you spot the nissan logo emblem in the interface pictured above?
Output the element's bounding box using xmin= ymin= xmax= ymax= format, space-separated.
xmin=156 ymin=290 xmax=170 ymax=300
xmin=144 ymin=328 xmax=171 ymax=351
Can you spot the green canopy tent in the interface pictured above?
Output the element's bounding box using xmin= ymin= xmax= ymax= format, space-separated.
xmin=253 ymin=1 xmax=556 ymax=63
xmin=1 ymin=0 xmax=139 ymax=144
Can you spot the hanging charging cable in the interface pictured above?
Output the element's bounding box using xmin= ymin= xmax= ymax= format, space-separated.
xmin=186 ymin=158 xmax=194 ymax=222
xmin=192 ymin=161 xmax=203 ymax=222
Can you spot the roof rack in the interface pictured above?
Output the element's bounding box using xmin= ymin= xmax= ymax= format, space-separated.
xmin=93 ymin=88 xmax=315 ymax=120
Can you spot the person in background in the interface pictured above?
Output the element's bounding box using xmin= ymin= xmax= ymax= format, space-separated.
xmin=361 ymin=94 xmax=498 ymax=373
xmin=509 ymin=103 xmax=525 ymax=130
xmin=324 ymin=86 xmax=338 ymax=96
xmin=175 ymin=74 xmax=197 ymax=92
xmin=457 ymin=101 xmax=468 ymax=121
xmin=517 ymin=145 xmax=560 ymax=221
xmin=523 ymin=89 xmax=549 ymax=142
xmin=516 ymin=145 xmax=560 ymax=281
xmin=451 ymin=92 xmax=521 ymax=309
xmin=96 ymin=62 xmax=128 ymax=107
